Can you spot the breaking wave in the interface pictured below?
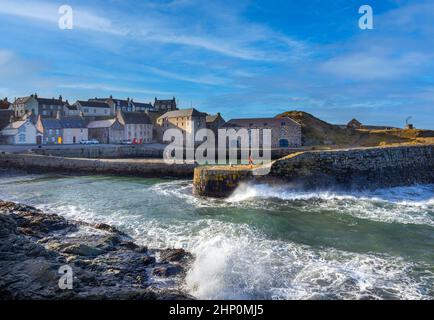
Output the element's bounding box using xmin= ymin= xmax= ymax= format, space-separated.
xmin=1 ymin=173 xmax=433 ymax=300
xmin=226 ymin=183 xmax=434 ymax=226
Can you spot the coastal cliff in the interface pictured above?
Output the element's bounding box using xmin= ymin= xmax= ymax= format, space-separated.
xmin=0 ymin=201 xmax=194 ymax=300
xmin=193 ymin=144 xmax=434 ymax=197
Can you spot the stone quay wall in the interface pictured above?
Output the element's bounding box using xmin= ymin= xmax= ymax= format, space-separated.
xmin=193 ymin=144 xmax=434 ymax=198
xmin=0 ymin=153 xmax=196 ymax=178
xmin=31 ymin=145 xmax=164 ymax=159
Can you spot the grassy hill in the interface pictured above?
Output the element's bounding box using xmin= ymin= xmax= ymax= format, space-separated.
xmin=276 ymin=111 xmax=415 ymax=148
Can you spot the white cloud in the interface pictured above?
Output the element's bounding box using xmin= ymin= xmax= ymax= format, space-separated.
xmin=57 ymin=83 xmax=174 ymax=96
xmin=322 ymin=51 xmax=427 ymax=80
xmin=0 ymin=0 xmax=307 ymax=61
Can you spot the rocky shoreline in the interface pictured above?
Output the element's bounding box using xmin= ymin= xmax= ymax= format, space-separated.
xmin=0 ymin=200 xmax=194 ymax=300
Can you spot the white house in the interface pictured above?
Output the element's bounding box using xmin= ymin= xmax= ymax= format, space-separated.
xmin=0 ymin=118 xmax=38 ymax=144
xmin=74 ymin=100 xmax=112 ymax=117
xmin=59 ymin=117 xmax=88 ymax=144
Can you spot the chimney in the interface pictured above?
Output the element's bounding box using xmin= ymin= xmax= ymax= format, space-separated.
xmin=34 ymin=93 xmax=37 ymax=98
xmin=110 ymin=95 xmax=113 ymax=99
xmin=59 ymin=95 xmax=62 ymax=101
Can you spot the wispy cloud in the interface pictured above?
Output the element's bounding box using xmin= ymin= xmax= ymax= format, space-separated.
xmin=0 ymin=0 xmax=307 ymax=61
xmin=57 ymin=83 xmax=174 ymax=96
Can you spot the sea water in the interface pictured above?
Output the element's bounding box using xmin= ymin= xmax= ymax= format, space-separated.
xmin=0 ymin=172 xmax=433 ymax=300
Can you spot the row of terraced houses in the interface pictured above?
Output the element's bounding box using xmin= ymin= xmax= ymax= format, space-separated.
xmin=0 ymin=94 xmax=302 ymax=148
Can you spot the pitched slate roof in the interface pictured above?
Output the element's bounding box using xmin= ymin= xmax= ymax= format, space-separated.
xmin=59 ymin=117 xmax=87 ymax=129
xmin=134 ymin=102 xmax=154 ymax=110
xmin=223 ymin=117 xmax=301 ymax=128
xmin=87 ymin=119 xmax=123 ymax=129
xmin=36 ymin=97 xmax=64 ymax=106
xmin=0 ymin=99 xmax=11 ymax=110
xmin=40 ymin=118 xmax=63 ymax=129
xmin=13 ymin=96 xmax=33 ymax=105
xmin=120 ymin=112 xmax=152 ymax=125
xmin=77 ymin=100 xmax=111 ymax=108
xmin=0 ymin=110 xmax=13 ymax=130
xmin=66 ymin=104 xmax=78 ymax=110
xmin=2 ymin=120 xmax=26 ymax=130
xmin=154 ymin=97 xmax=176 ymax=106
xmin=157 ymin=108 xmax=207 ymax=121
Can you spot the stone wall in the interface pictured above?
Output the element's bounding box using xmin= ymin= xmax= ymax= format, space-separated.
xmin=269 ymin=145 xmax=434 ymax=189
xmin=0 ymin=153 xmax=195 ymax=178
xmin=31 ymin=145 xmax=164 ymax=159
xmin=193 ymin=144 xmax=434 ymax=197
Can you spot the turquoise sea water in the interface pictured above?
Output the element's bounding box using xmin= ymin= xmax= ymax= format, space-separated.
xmin=0 ymin=172 xmax=433 ymax=299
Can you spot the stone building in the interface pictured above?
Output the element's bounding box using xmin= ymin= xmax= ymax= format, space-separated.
xmin=87 ymin=119 xmax=125 ymax=144
xmin=63 ymin=104 xmax=80 ymax=117
xmin=36 ymin=117 xmax=63 ymax=145
xmin=133 ymin=101 xmax=154 ymax=112
xmin=222 ymin=117 xmax=302 ymax=148
xmin=36 ymin=114 xmax=88 ymax=145
xmin=0 ymin=98 xmax=11 ymax=110
xmin=154 ymin=97 xmax=177 ymax=112
xmin=0 ymin=110 xmax=14 ymax=131
xmin=156 ymin=108 xmax=207 ymax=144
xmin=206 ymin=113 xmax=226 ymax=135
xmin=59 ymin=117 xmax=88 ymax=144
xmin=12 ymin=94 xmax=68 ymax=118
xmin=89 ymin=97 xmax=154 ymax=113
xmin=0 ymin=117 xmax=38 ymax=144
xmin=74 ymin=100 xmax=112 ymax=117
xmin=118 ymin=111 xmax=153 ymax=144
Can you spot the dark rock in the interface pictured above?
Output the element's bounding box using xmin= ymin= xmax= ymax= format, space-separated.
xmin=61 ymin=244 xmax=105 ymax=257
xmin=153 ymin=265 xmax=183 ymax=277
xmin=143 ymin=256 xmax=156 ymax=266
xmin=159 ymin=248 xmax=192 ymax=263
xmin=0 ymin=200 xmax=194 ymax=300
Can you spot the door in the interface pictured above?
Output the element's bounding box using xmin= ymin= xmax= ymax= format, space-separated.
xmin=36 ymin=136 xmax=42 ymax=145
xmin=73 ymin=136 xmax=76 ymax=144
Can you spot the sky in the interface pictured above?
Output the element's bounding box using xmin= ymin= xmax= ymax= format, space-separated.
xmin=0 ymin=0 xmax=433 ymax=128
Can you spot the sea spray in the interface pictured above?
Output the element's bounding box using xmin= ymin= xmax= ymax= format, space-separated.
xmin=1 ymin=173 xmax=433 ymax=300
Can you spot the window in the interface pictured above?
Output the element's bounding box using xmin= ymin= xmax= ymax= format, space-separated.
xmin=56 ymin=129 xmax=60 ymax=135
xmin=84 ymin=108 xmax=89 ymax=113
xmin=49 ymin=129 xmax=53 ymax=135
xmin=19 ymin=134 xmax=26 ymax=142
xmin=281 ymin=122 xmax=286 ymax=126
xmin=94 ymin=109 xmax=97 ymax=113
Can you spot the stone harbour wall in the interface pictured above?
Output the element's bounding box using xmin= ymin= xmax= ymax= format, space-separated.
xmin=32 ymin=145 xmax=163 ymax=159
xmin=270 ymin=144 xmax=434 ymax=189
xmin=0 ymin=153 xmax=196 ymax=178
xmin=193 ymin=144 xmax=434 ymax=197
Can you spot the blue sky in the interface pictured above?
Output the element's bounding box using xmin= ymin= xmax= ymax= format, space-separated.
xmin=0 ymin=0 xmax=433 ymax=128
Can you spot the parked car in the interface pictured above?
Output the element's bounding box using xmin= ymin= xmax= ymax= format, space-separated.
xmin=80 ymin=139 xmax=100 ymax=145
xmin=121 ymin=139 xmax=132 ymax=145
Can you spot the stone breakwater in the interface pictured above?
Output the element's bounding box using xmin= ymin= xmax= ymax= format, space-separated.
xmin=193 ymin=145 xmax=434 ymax=198
xmin=0 ymin=200 xmax=194 ymax=300
xmin=0 ymin=153 xmax=196 ymax=178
